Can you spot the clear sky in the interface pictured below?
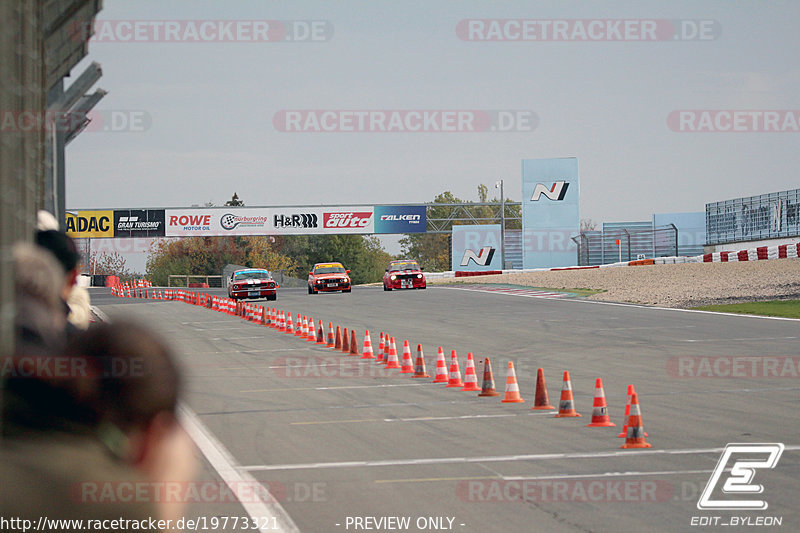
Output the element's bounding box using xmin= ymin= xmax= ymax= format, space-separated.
xmin=67 ymin=0 xmax=800 ymax=262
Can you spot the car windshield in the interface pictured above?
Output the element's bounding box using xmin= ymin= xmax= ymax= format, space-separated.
xmin=389 ymin=262 xmax=420 ymax=272
xmin=234 ymin=271 xmax=270 ymax=280
xmin=314 ymin=266 xmax=346 ymax=274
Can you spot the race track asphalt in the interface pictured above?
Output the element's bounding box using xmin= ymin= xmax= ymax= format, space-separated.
xmin=92 ymin=285 xmax=800 ymax=533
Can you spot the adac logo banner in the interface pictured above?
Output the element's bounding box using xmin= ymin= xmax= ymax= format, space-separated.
xmin=65 ymin=210 xmax=114 ymax=238
xmin=522 ymin=157 xmax=580 ymax=269
xmin=451 ymin=225 xmax=502 ymax=271
xmin=374 ymin=205 xmax=427 ymax=233
xmin=114 ymin=209 xmax=165 ymax=238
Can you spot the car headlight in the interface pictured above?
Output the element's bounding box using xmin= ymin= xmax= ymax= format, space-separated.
xmin=390 ymin=275 xmax=396 ymax=280
xmin=416 ymin=274 xmax=423 ymax=279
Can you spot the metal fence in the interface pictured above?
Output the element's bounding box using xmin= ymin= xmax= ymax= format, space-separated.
xmin=574 ymin=224 xmax=678 ymax=266
xmin=706 ymin=188 xmax=800 ymax=245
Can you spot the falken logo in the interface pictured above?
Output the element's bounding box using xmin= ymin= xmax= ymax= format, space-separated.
xmin=274 ymin=213 xmax=318 ymax=229
xmin=460 ymin=246 xmax=495 ymax=267
xmin=531 ymin=181 xmax=569 ymax=201
xmin=697 ymin=443 xmax=784 ymax=510
xmin=380 ymin=214 xmax=421 ymax=223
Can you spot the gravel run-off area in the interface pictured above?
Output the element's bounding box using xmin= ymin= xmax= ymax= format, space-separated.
xmin=432 ymin=258 xmax=800 ymax=308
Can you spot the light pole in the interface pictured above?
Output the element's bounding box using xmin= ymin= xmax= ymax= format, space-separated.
xmin=495 ymin=179 xmax=505 ymax=270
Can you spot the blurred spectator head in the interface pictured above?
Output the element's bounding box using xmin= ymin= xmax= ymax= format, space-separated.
xmin=13 ymin=242 xmax=68 ymax=353
xmin=37 ymin=209 xmax=60 ymax=231
xmin=35 ymin=230 xmax=81 ymax=301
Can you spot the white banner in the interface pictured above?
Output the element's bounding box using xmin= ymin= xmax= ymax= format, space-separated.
xmin=165 ymin=207 xmax=375 ymax=236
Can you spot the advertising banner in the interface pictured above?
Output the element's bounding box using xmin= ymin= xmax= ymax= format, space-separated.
xmin=114 ymin=209 xmax=165 ymax=238
xmin=522 ymin=158 xmax=580 ymax=269
xmin=65 ymin=210 xmax=115 ymax=238
xmin=451 ymin=224 xmax=503 ymax=271
xmin=374 ymin=205 xmax=427 ymax=233
xmin=165 ymin=207 xmax=375 ymax=237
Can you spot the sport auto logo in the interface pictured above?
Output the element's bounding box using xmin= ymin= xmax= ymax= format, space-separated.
xmin=323 ymin=212 xmax=372 ymax=228
xmin=274 ymin=213 xmax=318 ymax=229
xmin=220 ymin=213 xmax=269 ymax=230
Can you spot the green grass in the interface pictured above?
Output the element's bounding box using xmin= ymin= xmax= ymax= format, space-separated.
xmin=692 ymin=300 xmax=800 ymax=319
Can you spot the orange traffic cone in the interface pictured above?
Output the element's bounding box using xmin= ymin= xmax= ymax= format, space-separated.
xmin=380 ymin=334 xmax=391 ymax=365
xmin=306 ymin=317 xmax=316 ymax=341
xmin=461 ymin=353 xmax=481 ymax=391
xmin=446 ymin=350 xmax=464 ymax=388
xmin=618 ymin=385 xmax=647 ymax=438
xmin=334 ymin=326 xmax=343 ymax=350
xmin=384 ymin=338 xmax=401 ymax=369
xmin=349 ymin=330 xmax=360 ymax=356
xmin=375 ymin=331 xmax=386 ymax=363
xmin=531 ymin=368 xmax=555 ymax=410
xmin=375 ymin=333 xmax=385 ymax=362
xmin=554 ymin=371 xmax=581 ymax=417
xmin=316 ymin=320 xmax=326 ymax=344
xmin=400 ymin=340 xmax=414 ymax=373
xmin=501 ymin=361 xmax=525 ymax=403
xmin=412 ymin=345 xmax=429 ymax=378
xmin=326 ymin=323 xmax=335 ymax=347
xmin=285 ymin=313 xmax=294 ymax=334
xmin=478 ymin=357 xmax=500 ymax=397
xmin=586 ymin=378 xmax=615 ymax=427
xmin=621 ymin=392 xmax=651 ymax=449
xmin=295 ymin=315 xmax=305 ymax=337
xmin=361 ymin=331 xmax=375 ymax=359
xmin=341 ymin=327 xmax=350 ymax=353
xmin=432 ymin=347 xmax=448 ymax=383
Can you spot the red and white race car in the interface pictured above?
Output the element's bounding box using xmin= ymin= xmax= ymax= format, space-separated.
xmin=308 ymin=262 xmax=351 ymax=294
xmin=227 ymin=269 xmax=278 ymax=301
xmin=383 ymin=260 xmax=426 ymax=290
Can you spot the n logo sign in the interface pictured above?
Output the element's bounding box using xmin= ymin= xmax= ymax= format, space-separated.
xmin=531 ymin=181 xmax=569 ymax=201
xmin=460 ymin=246 xmax=495 ymax=267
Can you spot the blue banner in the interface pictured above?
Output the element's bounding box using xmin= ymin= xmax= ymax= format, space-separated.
xmin=451 ymin=225 xmax=503 ymax=271
xmin=374 ymin=205 xmax=427 ymax=233
xmin=522 ymin=158 xmax=580 ymax=268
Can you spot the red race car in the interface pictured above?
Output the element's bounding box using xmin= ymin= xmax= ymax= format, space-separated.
xmin=308 ymin=262 xmax=351 ymax=294
xmin=383 ymin=259 xmax=426 ymax=291
xmin=227 ymin=269 xmax=278 ymax=301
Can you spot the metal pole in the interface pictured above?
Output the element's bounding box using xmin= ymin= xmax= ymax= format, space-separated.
xmin=497 ymin=179 xmax=506 ymax=269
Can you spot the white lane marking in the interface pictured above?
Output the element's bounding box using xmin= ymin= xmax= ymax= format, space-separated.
xmin=680 ymin=336 xmax=798 ymax=343
xmin=438 ymin=286 xmax=569 ymax=299
xmin=90 ymin=306 xmax=110 ymax=323
xmin=501 ymin=468 xmax=720 ymax=482
xmin=241 ymin=383 xmax=434 ymax=393
xmin=434 ymin=285 xmax=800 ymax=321
xmin=178 ymin=404 xmax=300 ymax=533
xmin=241 ymin=445 xmax=800 ymax=472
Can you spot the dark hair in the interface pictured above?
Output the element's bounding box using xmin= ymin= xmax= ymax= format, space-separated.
xmin=65 ymin=321 xmax=181 ymax=431
xmin=35 ymin=230 xmax=80 ymax=273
